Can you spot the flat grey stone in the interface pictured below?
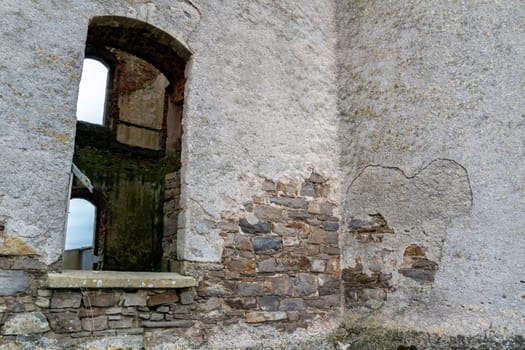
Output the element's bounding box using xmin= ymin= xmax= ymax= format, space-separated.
xmin=0 ymin=271 xmax=29 ymax=296
xmin=2 ymin=312 xmax=50 ymax=335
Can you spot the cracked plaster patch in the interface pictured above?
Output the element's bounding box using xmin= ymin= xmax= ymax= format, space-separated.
xmin=342 ymin=159 xmax=472 ymax=309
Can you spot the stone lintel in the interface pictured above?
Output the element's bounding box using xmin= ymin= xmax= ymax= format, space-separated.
xmin=46 ymin=270 xmax=196 ymax=289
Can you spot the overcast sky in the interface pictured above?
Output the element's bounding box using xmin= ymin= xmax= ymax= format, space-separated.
xmin=65 ymin=199 xmax=96 ymax=250
xmin=66 ymin=59 xmax=108 ymax=250
xmin=76 ymin=59 xmax=108 ymax=125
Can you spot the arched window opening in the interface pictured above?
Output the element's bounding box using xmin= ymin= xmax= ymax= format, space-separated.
xmin=68 ymin=16 xmax=189 ymax=272
xmin=64 ymin=198 xmax=97 ymax=270
xmin=76 ymin=58 xmax=109 ymax=125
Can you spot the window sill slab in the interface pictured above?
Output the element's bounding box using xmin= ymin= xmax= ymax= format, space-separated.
xmin=46 ymin=270 xmax=196 ymax=289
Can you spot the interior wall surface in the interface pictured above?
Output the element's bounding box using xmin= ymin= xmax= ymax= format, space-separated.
xmin=337 ymin=0 xmax=525 ymax=341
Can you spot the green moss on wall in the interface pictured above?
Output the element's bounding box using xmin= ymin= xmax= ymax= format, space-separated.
xmin=73 ymin=146 xmax=180 ymax=271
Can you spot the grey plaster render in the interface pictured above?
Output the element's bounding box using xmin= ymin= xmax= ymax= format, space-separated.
xmin=337 ymin=0 xmax=525 ymax=339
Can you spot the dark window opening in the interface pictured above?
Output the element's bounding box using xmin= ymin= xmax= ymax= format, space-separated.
xmin=67 ymin=17 xmax=187 ymax=272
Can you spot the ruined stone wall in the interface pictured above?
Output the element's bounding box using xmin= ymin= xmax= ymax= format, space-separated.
xmin=337 ymin=1 xmax=525 ymax=347
xmin=0 ymin=0 xmax=340 ymax=348
xmin=178 ymin=0 xmax=339 ymax=263
xmin=3 ymin=0 xmax=524 ymax=348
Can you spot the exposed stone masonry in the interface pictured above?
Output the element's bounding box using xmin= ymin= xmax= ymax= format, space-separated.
xmin=180 ymin=172 xmax=341 ymax=332
xmin=0 ymin=171 xmax=341 ymax=345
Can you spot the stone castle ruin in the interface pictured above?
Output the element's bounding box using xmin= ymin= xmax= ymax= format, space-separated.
xmin=0 ymin=1 xmax=524 ymax=349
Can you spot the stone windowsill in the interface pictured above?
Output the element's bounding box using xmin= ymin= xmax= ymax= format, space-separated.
xmin=46 ymin=270 xmax=196 ymax=289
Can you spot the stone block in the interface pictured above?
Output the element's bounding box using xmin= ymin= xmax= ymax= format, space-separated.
xmin=37 ymin=289 xmax=53 ymax=297
xmin=246 ymin=311 xmax=287 ymax=323
xmin=301 ymin=182 xmax=316 ymax=197
xmin=81 ymin=315 xmax=108 ymax=331
xmin=310 ymin=227 xmax=338 ymax=245
xmin=253 ymin=237 xmax=282 ymax=252
xmin=179 ymin=288 xmax=196 ymax=305
xmin=239 ymin=218 xmax=271 ymax=234
xmin=268 ymin=275 xmax=293 ymax=296
xmin=307 ymin=202 xmax=321 ymax=214
xmin=254 ymin=205 xmax=283 ymax=222
xmin=261 ymin=179 xmax=275 ymax=192
xmin=122 ymin=307 xmax=138 ymax=316
xmin=2 ymin=312 xmax=50 ymax=335
xmin=306 ymin=294 xmax=340 ymax=309
xmin=257 ymin=258 xmax=278 ymax=273
xmin=311 ymin=259 xmax=327 ymax=273
xmin=51 ymin=292 xmax=82 ymax=309
xmin=141 ymin=320 xmax=194 ymax=328
xmin=150 ymin=313 xmax=164 ymax=321
xmin=238 ymin=281 xmax=264 ymax=297
xmin=227 ymin=236 xmax=252 ymax=251
xmin=282 ymin=236 xmax=300 ymax=246
xmin=197 ymin=281 xmax=227 ymax=297
xmin=309 ymin=173 xmax=327 ymax=184
xmin=105 ymin=307 xmax=122 ymax=315
xmin=147 ymin=292 xmax=179 ymax=306
xmin=326 ymin=257 xmax=340 ymax=274
xmin=258 ymin=296 xmax=280 ymax=311
xmin=198 ymin=297 xmax=222 ymax=314
xmin=109 ymin=317 xmax=134 ymax=329
xmin=0 ymin=271 xmax=29 ymax=296
xmin=318 ymin=275 xmax=340 ymax=296
xmin=92 ymin=329 xmax=116 ymax=337
xmin=323 ymin=222 xmax=339 ymax=231
xmin=124 ymin=292 xmax=147 ymax=307
xmin=319 ymin=203 xmax=336 ymax=215
xmin=35 ymin=297 xmax=50 ymax=308
xmin=82 ymin=292 xmax=119 ymax=307
xmin=274 ymin=255 xmax=311 ymax=272
xmin=314 ymin=183 xmax=331 ymax=198
xmin=225 ymin=297 xmax=257 ymax=310
xmin=165 ymin=171 xmax=180 ymax=189
xmin=157 ymin=306 xmax=170 ymax=313
xmin=0 ymin=258 xmax=10 ymax=269
xmin=70 ymin=331 xmax=92 ymax=338
xmin=279 ymin=298 xmax=305 ymax=311
xmin=7 ymin=300 xmax=24 ymax=312
xmin=47 ymin=312 xmax=82 ymax=333
xmin=294 ymin=273 xmax=317 ymax=296
xmin=320 ymin=245 xmax=340 ymax=255
xmin=79 ymin=308 xmax=105 ymax=318
xmin=272 ymin=224 xmax=296 ymax=235
xmin=225 ymin=257 xmax=256 ymax=274
xmin=270 ymin=197 xmax=307 ymax=209
xmin=116 ymin=328 xmax=144 ymax=335
xmin=276 ymin=181 xmax=299 ymax=196
xmin=11 ymin=257 xmax=46 ymax=270
xmin=287 ymin=210 xmax=315 ymax=220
